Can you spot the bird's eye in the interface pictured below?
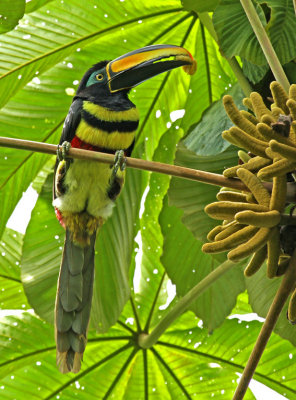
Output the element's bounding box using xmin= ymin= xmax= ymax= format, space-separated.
xmin=96 ymin=73 xmax=104 ymax=81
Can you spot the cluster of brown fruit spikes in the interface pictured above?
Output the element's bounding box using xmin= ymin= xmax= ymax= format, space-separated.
xmin=202 ymin=81 xmax=296 ymax=324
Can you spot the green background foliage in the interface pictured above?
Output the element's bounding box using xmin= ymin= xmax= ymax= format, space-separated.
xmin=1 ymin=0 xmax=296 ymax=398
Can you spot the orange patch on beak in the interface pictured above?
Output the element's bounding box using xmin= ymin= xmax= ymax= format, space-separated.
xmin=110 ymin=47 xmax=195 ymax=74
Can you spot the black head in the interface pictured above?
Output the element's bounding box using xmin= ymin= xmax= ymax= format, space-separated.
xmin=76 ymin=61 xmax=109 ymax=94
xmin=75 ymin=61 xmax=133 ymax=110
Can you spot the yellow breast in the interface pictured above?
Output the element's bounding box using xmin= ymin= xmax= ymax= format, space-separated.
xmin=75 ymin=101 xmax=139 ymax=150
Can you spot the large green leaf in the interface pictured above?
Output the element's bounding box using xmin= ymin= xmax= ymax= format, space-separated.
xmin=20 ymin=171 xmax=64 ymax=324
xmin=213 ymin=0 xmax=266 ymax=65
xmin=133 ymin=14 xmax=198 ymax=159
xmin=91 ymin=164 xmax=146 ymax=332
xmin=25 ymin=0 xmax=55 ymax=14
xmin=0 ymin=0 xmax=25 ymax=34
xmin=0 ymin=0 xmax=183 ymax=109
xmin=0 ymin=228 xmax=29 ymax=310
xmin=160 ymin=200 xmax=245 ymax=331
xmin=180 ymin=18 xmax=236 ymax=133
xmin=1 ymin=0 xmax=202 ymax=332
xmin=213 ymin=0 xmax=296 ymax=66
xmin=135 ymin=123 xmax=184 ymax=329
xmin=0 ymin=3 xmax=195 ymax=238
xmin=168 ymin=143 xmax=238 ymax=242
xmin=166 ymin=24 xmax=240 ymax=243
xmin=231 ymin=291 xmax=254 ymax=315
xmin=264 ymin=0 xmax=296 ymax=65
xmin=182 ymin=0 xmax=219 ymax=12
xmin=242 ymin=58 xmax=269 ymax=84
xmin=246 ymin=264 xmax=296 ymax=347
xmin=1 ymin=310 xmax=296 ymax=398
xmin=183 ymin=83 xmax=245 ymax=156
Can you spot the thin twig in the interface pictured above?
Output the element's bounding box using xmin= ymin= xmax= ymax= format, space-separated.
xmin=240 ymin=0 xmax=290 ymax=92
xmin=1 ymin=137 xmax=296 ymax=202
xmin=232 ymin=249 xmax=296 ymax=400
xmin=0 ymin=136 xmax=246 ymax=190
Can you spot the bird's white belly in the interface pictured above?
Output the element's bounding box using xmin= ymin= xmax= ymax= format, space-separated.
xmin=53 ymin=159 xmax=115 ymax=219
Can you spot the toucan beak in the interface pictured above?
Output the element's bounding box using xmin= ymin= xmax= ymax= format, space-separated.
xmin=106 ymin=44 xmax=196 ymax=93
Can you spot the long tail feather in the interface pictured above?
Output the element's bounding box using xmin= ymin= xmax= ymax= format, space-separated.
xmin=55 ymin=228 xmax=96 ymax=373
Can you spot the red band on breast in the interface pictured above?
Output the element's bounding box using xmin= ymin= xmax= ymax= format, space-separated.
xmin=55 ymin=207 xmax=66 ymax=229
xmin=71 ymin=136 xmax=100 ymax=151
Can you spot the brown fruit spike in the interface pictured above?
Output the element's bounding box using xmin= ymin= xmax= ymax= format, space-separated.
xmin=269 ymin=140 xmax=296 ymax=164
xmin=214 ymin=223 xmax=245 ymax=241
xmin=276 ymin=256 xmax=290 ymax=276
xmin=287 ymin=99 xmax=296 ymax=124
xmin=258 ymin=158 xmax=296 ymax=180
xmin=244 ymin=246 xmax=267 ymax=277
xmin=236 ymin=169 xmax=270 ymax=207
xmin=270 ymin=175 xmax=287 ymax=212
xmin=216 ymin=191 xmax=248 ymax=203
xmin=207 ymin=225 xmax=224 ymax=242
xmin=240 ymin=110 xmax=259 ymax=125
xmin=223 ymin=95 xmax=260 ymax=138
xmin=202 ymin=225 xmax=258 ymax=254
xmin=270 ymin=81 xmax=289 ymax=115
xmin=243 ymin=97 xmax=254 ymax=111
xmin=222 ymin=127 xmax=268 ymax=158
xmin=250 ymin=92 xmax=272 ymax=119
xmin=235 ymin=210 xmax=281 ymax=228
xmin=257 ymin=123 xmax=294 ymax=147
xmin=270 ymin=106 xmax=284 ymax=120
xmin=267 ymin=228 xmax=281 ymax=279
xmin=261 ymin=114 xmax=275 ymax=126
xmin=205 ymin=201 xmax=269 ymax=220
xmin=289 ymin=84 xmax=296 ymax=100
xmin=228 ymin=227 xmax=271 ymax=262
xmin=223 ymin=157 xmax=271 ymax=178
xmin=288 ymin=288 xmax=296 ymax=324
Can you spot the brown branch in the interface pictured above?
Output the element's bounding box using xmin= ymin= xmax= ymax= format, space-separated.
xmin=232 ymin=249 xmax=296 ymax=400
xmin=1 ymin=137 xmax=296 ymax=202
xmin=0 ymin=136 xmax=246 ymax=190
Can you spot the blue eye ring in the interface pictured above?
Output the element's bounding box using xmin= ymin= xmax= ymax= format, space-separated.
xmin=96 ymin=73 xmax=104 ymax=81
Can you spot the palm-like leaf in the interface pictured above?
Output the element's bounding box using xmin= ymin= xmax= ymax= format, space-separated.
xmin=1 ymin=309 xmax=296 ymax=398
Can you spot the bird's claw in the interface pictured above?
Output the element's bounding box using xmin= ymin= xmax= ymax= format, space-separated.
xmin=109 ymin=150 xmax=126 ymax=185
xmin=57 ymin=141 xmax=72 ymax=161
xmin=57 ymin=141 xmax=73 ymax=171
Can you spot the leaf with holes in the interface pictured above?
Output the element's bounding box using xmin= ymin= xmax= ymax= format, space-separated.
xmin=0 ymin=1 xmax=196 ymax=238
xmin=213 ymin=0 xmax=266 ymax=65
xmin=135 ymin=123 xmax=184 ymax=330
xmin=0 ymin=0 xmax=25 ymax=34
xmin=168 ymin=143 xmax=238 ymax=242
xmin=0 ymin=228 xmax=29 ymax=310
xmin=1 ymin=309 xmax=296 ymax=398
xmin=160 ymin=200 xmax=245 ymax=331
xmin=246 ymin=264 xmax=296 ymax=347
xmin=182 ymin=0 xmax=219 ymax=12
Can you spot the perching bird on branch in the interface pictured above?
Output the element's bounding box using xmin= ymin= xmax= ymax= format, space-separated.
xmin=53 ymin=44 xmax=196 ymax=373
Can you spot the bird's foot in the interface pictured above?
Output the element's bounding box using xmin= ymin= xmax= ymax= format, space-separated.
xmin=57 ymin=141 xmax=73 ymax=171
xmin=109 ymin=150 xmax=126 ymax=186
